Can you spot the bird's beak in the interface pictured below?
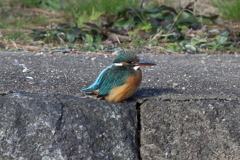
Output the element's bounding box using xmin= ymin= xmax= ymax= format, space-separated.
xmin=131 ymin=60 xmax=156 ymax=66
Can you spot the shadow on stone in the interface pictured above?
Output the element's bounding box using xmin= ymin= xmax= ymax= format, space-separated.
xmin=135 ymin=87 xmax=180 ymax=99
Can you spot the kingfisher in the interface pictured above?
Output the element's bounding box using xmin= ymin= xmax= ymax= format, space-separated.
xmin=82 ymin=51 xmax=156 ymax=102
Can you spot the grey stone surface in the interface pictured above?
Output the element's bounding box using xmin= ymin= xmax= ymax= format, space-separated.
xmin=0 ymin=92 xmax=138 ymax=160
xmin=136 ymin=54 xmax=240 ymax=101
xmin=1 ymin=51 xmax=240 ymax=160
xmin=1 ymin=52 xmax=240 ymax=100
xmin=140 ymin=99 xmax=240 ymax=160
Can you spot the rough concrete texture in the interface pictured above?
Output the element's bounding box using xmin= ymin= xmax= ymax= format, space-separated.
xmin=0 ymin=92 xmax=138 ymax=160
xmin=0 ymin=52 xmax=240 ymax=159
xmin=141 ymin=99 xmax=240 ymax=160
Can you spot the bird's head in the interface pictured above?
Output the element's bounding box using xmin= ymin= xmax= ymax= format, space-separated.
xmin=113 ymin=51 xmax=156 ymax=67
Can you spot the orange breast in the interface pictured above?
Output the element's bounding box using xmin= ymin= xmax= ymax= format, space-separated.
xmin=105 ymin=68 xmax=142 ymax=102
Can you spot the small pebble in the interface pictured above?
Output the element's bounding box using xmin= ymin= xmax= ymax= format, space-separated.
xmin=22 ymin=68 xmax=31 ymax=73
xmin=173 ymin=83 xmax=178 ymax=88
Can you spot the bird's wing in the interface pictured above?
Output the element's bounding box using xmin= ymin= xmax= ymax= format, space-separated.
xmin=97 ymin=66 xmax=132 ymax=95
xmin=82 ymin=65 xmax=113 ymax=91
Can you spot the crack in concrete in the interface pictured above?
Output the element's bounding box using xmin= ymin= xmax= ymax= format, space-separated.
xmin=136 ymin=102 xmax=142 ymax=160
xmin=55 ymin=101 xmax=64 ymax=131
xmin=136 ymin=99 xmax=149 ymax=160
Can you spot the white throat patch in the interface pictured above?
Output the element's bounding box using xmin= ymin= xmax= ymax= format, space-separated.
xmin=113 ymin=63 xmax=123 ymax=66
xmin=133 ymin=66 xmax=140 ymax=70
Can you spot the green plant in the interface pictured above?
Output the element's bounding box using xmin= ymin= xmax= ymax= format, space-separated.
xmin=207 ymin=36 xmax=228 ymax=51
xmin=74 ymin=7 xmax=103 ymax=27
xmin=212 ymin=0 xmax=240 ymax=22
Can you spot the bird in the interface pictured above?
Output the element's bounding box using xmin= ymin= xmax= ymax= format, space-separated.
xmin=82 ymin=51 xmax=156 ymax=102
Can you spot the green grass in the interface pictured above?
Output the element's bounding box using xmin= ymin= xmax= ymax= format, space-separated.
xmin=65 ymin=0 xmax=140 ymax=15
xmin=13 ymin=0 xmax=42 ymax=7
xmin=0 ymin=1 xmax=51 ymax=42
xmin=0 ymin=15 xmax=47 ymax=29
xmin=63 ymin=0 xmax=141 ymax=26
xmin=13 ymin=0 xmax=61 ymax=10
xmin=212 ymin=0 xmax=240 ymax=22
xmin=0 ymin=11 xmax=47 ymax=41
xmin=6 ymin=31 xmax=32 ymax=41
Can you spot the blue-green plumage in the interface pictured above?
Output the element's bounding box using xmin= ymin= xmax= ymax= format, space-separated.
xmin=82 ymin=64 xmax=136 ymax=95
xmin=97 ymin=65 xmax=136 ymax=95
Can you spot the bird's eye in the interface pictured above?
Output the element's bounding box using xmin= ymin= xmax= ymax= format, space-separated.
xmin=131 ymin=61 xmax=138 ymax=64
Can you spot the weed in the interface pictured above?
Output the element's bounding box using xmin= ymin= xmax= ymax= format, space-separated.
xmin=212 ymin=0 xmax=240 ymax=22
